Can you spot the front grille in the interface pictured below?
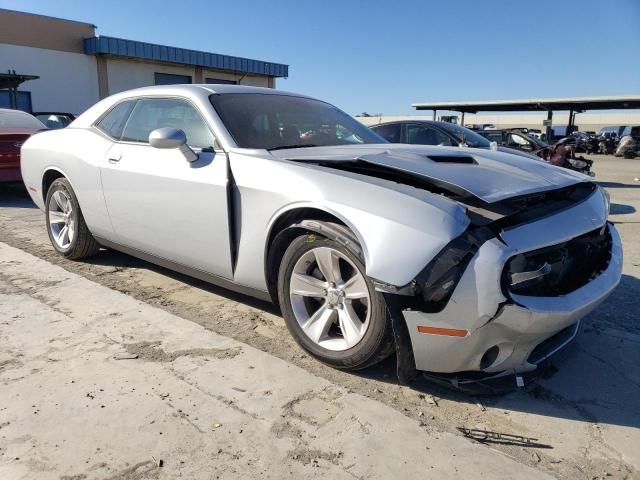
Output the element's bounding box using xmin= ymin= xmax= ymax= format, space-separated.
xmin=504 ymin=225 xmax=612 ymax=297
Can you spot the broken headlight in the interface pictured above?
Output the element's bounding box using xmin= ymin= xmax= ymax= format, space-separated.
xmin=413 ymin=227 xmax=493 ymax=312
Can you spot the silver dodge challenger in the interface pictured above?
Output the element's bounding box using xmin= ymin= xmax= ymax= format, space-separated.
xmin=21 ymin=85 xmax=622 ymax=388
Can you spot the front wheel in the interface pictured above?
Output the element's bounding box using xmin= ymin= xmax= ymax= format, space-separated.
xmin=277 ymin=233 xmax=394 ymax=370
xmin=45 ymin=178 xmax=100 ymax=260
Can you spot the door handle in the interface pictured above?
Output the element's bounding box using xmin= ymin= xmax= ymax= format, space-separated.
xmin=108 ymin=155 xmax=122 ymax=164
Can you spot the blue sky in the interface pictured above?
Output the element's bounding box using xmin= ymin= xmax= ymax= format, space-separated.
xmin=2 ymin=0 xmax=639 ymax=115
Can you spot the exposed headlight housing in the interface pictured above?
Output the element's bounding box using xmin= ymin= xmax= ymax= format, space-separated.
xmin=413 ymin=227 xmax=494 ymax=312
xmin=599 ymin=186 xmax=611 ymax=216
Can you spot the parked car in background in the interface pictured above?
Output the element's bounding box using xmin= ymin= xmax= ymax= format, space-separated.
xmin=614 ymin=135 xmax=638 ymax=158
xmin=21 ymin=85 xmax=621 ymax=391
xmin=33 ymin=112 xmax=76 ymax=130
xmin=370 ymin=121 xmax=542 ymax=161
xmin=0 ymin=108 xmax=46 ymax=183
xmin=526 ymin=129 xmax=542 ymax=139
xmin=475 ymin=128 xmax=550 ymax=158
xmin=620 ymin=125 xmax=640 ymax=139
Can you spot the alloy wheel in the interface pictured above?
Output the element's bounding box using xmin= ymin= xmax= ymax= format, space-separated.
xmin=289 ymin=246 xmax=371 ymax=351
xmin=48 ymin=190 xmax=75 ymax=249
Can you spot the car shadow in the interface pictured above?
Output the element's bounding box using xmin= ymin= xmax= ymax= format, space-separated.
xmin=598 ymin=181 xmax=640 ymax=189
xmin=1 ymin=183 xmax=638 ymax=433
xmin=358 ymin=273 xmax=640 ymax=432
xmin=83 ymin=248 xmax=279 ymax=314
xmin=609 ymin=202 xmax=636 ymax=215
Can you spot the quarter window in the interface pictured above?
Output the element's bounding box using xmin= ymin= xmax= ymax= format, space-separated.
xmin=406 ymin=125 xmax=453 ymax=146
xmin=95 ymin=100 xmax=136 ymax=139
xmin=371 ymin=124 xmax=401 ymax=143
xmin=120 ymin=98 xmax=215 ymax=149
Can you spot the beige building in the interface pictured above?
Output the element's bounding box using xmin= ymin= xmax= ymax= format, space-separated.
xmin=0 ymin=9 xmax=288 ymax=114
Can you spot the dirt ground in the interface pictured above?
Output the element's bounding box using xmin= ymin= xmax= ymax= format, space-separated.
xmin=1 ymin=153 xmax=639 ymax=479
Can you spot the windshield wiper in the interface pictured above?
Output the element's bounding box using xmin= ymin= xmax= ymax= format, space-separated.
xmin=267 ymin=144 xmax=319 ymax=151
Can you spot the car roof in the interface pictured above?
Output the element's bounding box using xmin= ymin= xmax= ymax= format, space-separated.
xmin=109 ymin=84 xmax=312 ymax=99
xmin=0 ymin=108 xmax=37 ymax=116
xmin=373 ymin=120 xmax=442 ymax=127
xmin=71 ymin=84 xmax=319 ymax=129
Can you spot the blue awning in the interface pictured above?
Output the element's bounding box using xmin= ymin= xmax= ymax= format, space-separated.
xmin=84 ymin=36 xmax=288 ymax=78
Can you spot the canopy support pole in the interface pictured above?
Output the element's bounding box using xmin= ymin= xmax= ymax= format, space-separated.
xmin=545 ymin=110 xmax=553 ymax=140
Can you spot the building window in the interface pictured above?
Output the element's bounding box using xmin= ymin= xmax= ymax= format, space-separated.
xmin=206 ymin=78 xmax=237 ymax=85
xmin=154 ymin=73 xmax=192 ymax=85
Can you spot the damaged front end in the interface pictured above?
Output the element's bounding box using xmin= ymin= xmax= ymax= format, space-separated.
xmin=281 ymin=149 xmax=622 ymax=391
xmin=398 ymin=187 xmax=621 ymax=392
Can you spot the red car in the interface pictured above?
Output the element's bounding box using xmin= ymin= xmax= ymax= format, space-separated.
xmin=0 ymin=109 xmax=46 ymax=183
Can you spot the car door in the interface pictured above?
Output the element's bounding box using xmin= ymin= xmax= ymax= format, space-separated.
xmin=99 ymin=97 xmax=233 ymax=279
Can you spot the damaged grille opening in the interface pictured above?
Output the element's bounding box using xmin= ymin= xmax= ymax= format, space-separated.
xmin=505 ymin=225 xmax=612 ymax=297
xmin=527 ymin=322 xmax=580 ymax=364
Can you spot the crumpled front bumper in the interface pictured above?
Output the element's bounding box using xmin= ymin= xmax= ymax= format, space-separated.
xmin=402 ymin=188 xmax=622 ymax=376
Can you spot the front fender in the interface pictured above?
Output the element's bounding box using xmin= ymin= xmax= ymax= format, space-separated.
xmin=230 ymin=152 xmax=470 ymax=290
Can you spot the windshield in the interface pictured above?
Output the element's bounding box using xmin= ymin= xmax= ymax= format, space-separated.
xmin=35 ymin=114 xmax=74 ymax=129
xmin=0 ymin=110 xmax=46 ymax=129
xmin=436 ymin=123 xmax=491 ymax=148
xmin=210 ymin=93 xmax=386 ymax=150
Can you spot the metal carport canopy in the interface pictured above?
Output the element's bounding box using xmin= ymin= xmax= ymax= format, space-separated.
xmin=411 ymin=95 xmax=640 ymax=113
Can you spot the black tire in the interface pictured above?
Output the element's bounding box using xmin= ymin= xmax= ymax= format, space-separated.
xmin=45 ymin=178 xmax=100 ymax=260
xmin=277 ymin=232 xmax=394 ymax=370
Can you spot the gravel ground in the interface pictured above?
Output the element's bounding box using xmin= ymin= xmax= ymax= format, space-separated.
xmin=0 ymin=154 xmax=639 ymax=479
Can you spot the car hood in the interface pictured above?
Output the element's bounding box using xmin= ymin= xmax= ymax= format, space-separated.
xmin=270 ymin=144 xmax=587 ymax=204
xmin=496 ymin=145 xmax=542 ymax=161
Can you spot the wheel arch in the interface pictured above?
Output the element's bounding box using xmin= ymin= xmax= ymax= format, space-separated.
xmin=41 ymin=167 xmax=72 ymax=203
xmin=264 ymin=205 xmax=367 ymax=305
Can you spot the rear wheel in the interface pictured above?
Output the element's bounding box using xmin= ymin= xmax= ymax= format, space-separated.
xmin=278 ymin=233 xmax=394 ymax=370
xmin=45 ymin=178 xmax=100 ymax=260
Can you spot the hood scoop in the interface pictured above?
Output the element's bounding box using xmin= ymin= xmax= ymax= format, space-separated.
xmin=427 ymin=154 xmax=477 ymax=165
xmin=271 ymin=144 xmax=587 ymax=204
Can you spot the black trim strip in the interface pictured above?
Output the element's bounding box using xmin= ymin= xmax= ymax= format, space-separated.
xmin=226 ymin=156 xmax=240 ymax=274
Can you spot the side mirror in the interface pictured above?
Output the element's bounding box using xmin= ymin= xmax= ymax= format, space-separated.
xmin=490 ymin=141 xmax=498 ymax=151
xmin=149 ymin=127 xmax=197 ymax=162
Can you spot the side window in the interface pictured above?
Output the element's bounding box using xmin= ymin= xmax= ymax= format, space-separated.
xmin=95 ymin=100 xmax=136 ymax=139
xmin=121 ymin=98 xmax=215 ymax=149
xmin=371 ymin=124 xmax=400 ymax=143
xmin=406 ymin=125 xmax=453 ymax=146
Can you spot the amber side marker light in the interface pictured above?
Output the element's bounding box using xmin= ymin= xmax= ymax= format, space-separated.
xmin=417 ymin=326 xmax=468 ymax=337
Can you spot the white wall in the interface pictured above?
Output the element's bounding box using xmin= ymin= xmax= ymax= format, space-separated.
xmin=201 ymin=68 xmax=271 ymax=87
xmin=107 ymin=58 xmax=269 ymax=95
xmin=0 ymin=43 xmax=99 ymax=114
xmin=107 ymin=59 xmax=271 ymax=93
xmin=106 ymin=59 xmax=197 ymax=94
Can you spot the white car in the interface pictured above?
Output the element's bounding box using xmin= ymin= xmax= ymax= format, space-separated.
xmin=20 ymin=85 xmax=622 ymax=389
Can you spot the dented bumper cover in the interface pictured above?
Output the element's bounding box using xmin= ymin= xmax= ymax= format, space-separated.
xmin=402 ymin=188 xmax=622 ymax=375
